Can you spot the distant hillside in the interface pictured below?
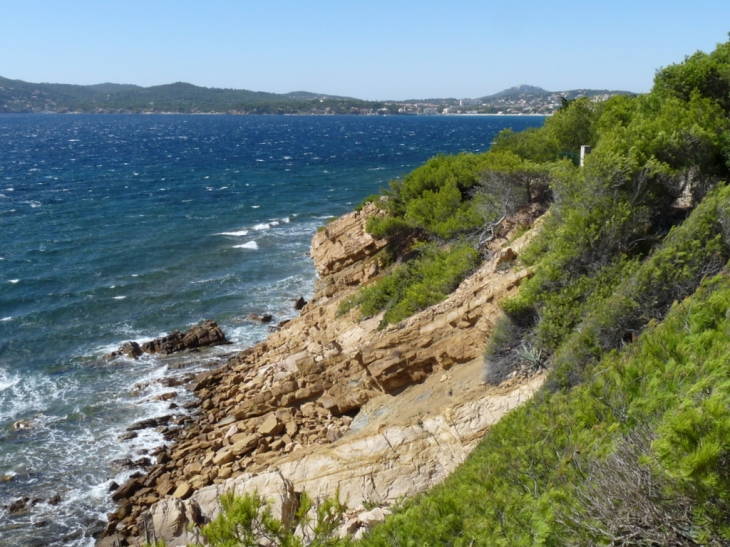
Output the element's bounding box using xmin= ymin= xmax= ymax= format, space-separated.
xmin=480 ymin=85 xmax=633 ymax=101
xmin=483 ymin=84 xmax=549 ymax=98
xmin=0 ymin=76 xmax=385 ymax=114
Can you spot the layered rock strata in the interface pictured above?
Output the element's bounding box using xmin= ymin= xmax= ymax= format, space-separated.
xmin=101 ymin=203 xmax=544 ymax=545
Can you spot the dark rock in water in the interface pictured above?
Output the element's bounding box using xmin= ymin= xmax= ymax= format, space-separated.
xmin=0 ymin=474 xmax=13 ymax=482
xmin=48 ymin=494 xmax=61 ymax=506
xmin=109 ymin=457 xmax=136 ymax=471
xmin=133 ymin=456 xmax=152 ymax=468
xmin=104 ymin=341 xmax=143 ymax=360
xmin=294 ymin=296 xmax=307 ymax=310
xmin=126 ymin=415 xmax=171 ymax=431
xmin=12 ymin=419 xmax=34 ymax=430
xmin=117 ymin=431 xmax=138 ymax=441
xmin=7 ymin=496 xmax=41 ymax=514
xmin=247 ymin=312 xmax=273 ymax=323
xmin=108 ymin=481 xmax=120 ymax=492
xmin=140 ymin=320 xmax=229 ymax=355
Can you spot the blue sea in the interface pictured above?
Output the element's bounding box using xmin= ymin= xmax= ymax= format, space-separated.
xmin=0 ymin=113 xmax=544 ymax=546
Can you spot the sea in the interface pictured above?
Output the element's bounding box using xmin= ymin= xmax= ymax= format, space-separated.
xmin=0 ymin=113 xmax=544 ymax=546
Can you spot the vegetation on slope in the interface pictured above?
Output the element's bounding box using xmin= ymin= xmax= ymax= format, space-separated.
xmin=336 ymin=36 xmax=730 ymax=546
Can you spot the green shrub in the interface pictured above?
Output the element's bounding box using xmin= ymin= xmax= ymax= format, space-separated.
xmin=202 ymin=489 xmax=346 ymax=547
xmin=344 ymin=242 xmax=479 ymax=327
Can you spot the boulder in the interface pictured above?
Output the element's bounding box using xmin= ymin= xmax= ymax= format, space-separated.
xmin=104 ymin=341 xmax=143 ymax=360
xmin=141 ymin=320 xmax=228 ymax=355
xmin=293 ymin=296 xmax=307 ymax=310
xmin=247 ymin=313 xmax=273 ymax=324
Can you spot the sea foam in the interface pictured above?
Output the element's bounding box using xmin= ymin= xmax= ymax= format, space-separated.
xmin=215 ymin=230 xmax=249 ymax=236
xmin=233 ymin=241 xmax=259 ymax=250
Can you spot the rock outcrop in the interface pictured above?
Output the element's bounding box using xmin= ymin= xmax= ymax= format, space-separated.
xmin=105 ymin=320 xmax=229 ymax=360
xmin=141 ymin=320 xmax=228 ymax=355
xmin=101 ymin=202 xmax=545 ymax=545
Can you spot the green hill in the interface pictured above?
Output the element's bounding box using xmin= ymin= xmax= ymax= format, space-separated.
xmin=0 ymin=76 xmax=384 ymax=114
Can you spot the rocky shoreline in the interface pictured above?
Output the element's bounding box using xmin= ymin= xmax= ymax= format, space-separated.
xmin=96 ymin=203 xmax=545 ymax=546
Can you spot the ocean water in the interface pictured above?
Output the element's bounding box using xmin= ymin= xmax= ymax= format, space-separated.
xmin=0 ymin=113 xmax=544 ymax=546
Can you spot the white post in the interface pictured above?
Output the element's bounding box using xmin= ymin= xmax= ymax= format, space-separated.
xmin=580 ymin=145 xmax=592 ymax=167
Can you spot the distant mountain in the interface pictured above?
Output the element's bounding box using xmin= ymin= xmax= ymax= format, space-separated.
xmin=0 ymin=76 xmax=384 ymax=114
xmin=480 ymin=85 xmax=633 ymax=101
xmin=483 ymin=85 xmax=549 ymax=99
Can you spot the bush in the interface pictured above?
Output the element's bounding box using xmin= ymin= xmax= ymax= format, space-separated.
xmin=202 ymin=489 xmax=346 ymax=547
xmin=343 ymin=242 xmax=479 ymax=328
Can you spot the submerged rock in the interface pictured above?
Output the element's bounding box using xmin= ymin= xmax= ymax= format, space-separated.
xmin=247 ymin=312 xmax=273 ymax=323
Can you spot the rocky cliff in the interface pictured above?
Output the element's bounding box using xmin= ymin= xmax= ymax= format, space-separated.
xmin=99 ymin=203 xmax=545 ymax=546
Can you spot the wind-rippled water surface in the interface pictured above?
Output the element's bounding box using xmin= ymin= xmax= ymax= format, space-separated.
xmin=0 ymin=113 xmax=544 ymax=546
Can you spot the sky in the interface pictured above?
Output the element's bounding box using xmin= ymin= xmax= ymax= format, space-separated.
xmin=2 ymin=0 xmax=730 ymax=101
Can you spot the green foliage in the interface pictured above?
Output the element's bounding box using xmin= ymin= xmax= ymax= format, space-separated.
xmin=333 ymin=36 xmax=730 ymax=547
xmin=202 ymin=489 xmax=346 ymax=547
xmin=654 ymin=36 xmax=730 ymax=113
xmin=491 ymin=98 xmax=601 ymax=163
xmin=342 ymin=242 xmax=479 ymax=327
xmin=351 ymin=273 xmax=730 ymax=547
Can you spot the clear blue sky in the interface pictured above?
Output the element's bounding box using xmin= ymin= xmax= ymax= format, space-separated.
xmin=2 ymin=0 xmax=729 ymax=100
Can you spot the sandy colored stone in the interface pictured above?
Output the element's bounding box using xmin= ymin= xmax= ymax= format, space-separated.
xmin=258 ymin=415 xmax=284 ymax=436
xmin=171 ymin=482 xmax=193 ymax=500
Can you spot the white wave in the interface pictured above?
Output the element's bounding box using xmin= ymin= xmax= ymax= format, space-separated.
xmin=113 ymin=296 xmax=126 ymax=300
xmin=131 ymin=274 xmax=138 ymax=277
xmin=8 ymin=279 xmax=19 ymax=284
xmin=269 ymin=221 xmax=280 ymax=227
xmin=233 ymin=241 xmax=259 ymax=250
xmin=219 ymin=186 xmax=228 ymax=190
xmin=5 ymin=187 xmax=13 ymax=191
xmin=251 ymin=205 xmax=260 ymax=208
xmin=1 ymin=317 xmax=12 ymax=322
xmin=283 ymin=156 xmax=292 ymax=160
xmin=215 ymin=230 xmax=249 ymax=236
xmin=282 ymin=217 xmax=290 ymax=223
xmin=253 ymin=223 xmax=270 ymax=231
xmin=0 ymin=369 xmax=20 ymax=392
xmin=29 ymin=201 xmax=41 ymax=208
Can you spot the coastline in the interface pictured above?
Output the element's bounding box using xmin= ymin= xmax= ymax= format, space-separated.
xmin=96 ymin=203 xmax=546 ymax=546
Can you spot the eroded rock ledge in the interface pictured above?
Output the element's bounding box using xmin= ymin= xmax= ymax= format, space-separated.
xmin=99 ymin=203 xmax=544 ymax=546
